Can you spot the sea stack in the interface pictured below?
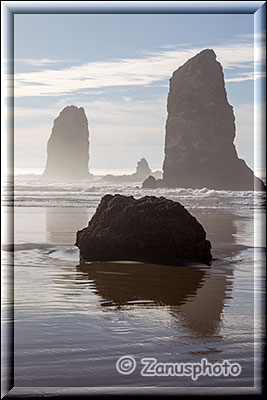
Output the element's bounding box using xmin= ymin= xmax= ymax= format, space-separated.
xmin=101 ymin=157 xmax=152 ymax=182
xmin=42 ymin=105 xmax=92 ymax=181
xmin=144 ymin=49 xmax=264 ymax=191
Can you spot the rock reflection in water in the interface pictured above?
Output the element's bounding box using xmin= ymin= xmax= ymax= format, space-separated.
xmin=77 ymin=261 xmax=233 ymax=337
xmin=78 ymin=262 xmax=205 ymax=307
xmin=174 ymin=267 xmax=233 ymax=337
xmin=45 ymin=207 xmax=235 ymax=338
xmin=46 ymin=207 xmax=91 ymax=243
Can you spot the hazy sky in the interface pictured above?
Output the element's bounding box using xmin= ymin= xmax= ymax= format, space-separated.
xmin=12 ymin=13 xmax=265 ymax=174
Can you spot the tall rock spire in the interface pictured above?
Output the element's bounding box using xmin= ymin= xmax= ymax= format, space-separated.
xmin=161 ymin=49 xmax=264 ymax=190
xmin=42 ymin=105 xmax=92 ymax=181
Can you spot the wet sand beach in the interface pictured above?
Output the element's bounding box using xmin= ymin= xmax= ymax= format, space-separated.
xmin=2 ymin=202 xmax=265 ymax=393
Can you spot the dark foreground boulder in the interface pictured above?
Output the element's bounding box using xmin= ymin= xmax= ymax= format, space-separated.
xmin=75 ymin=194 xmax=212 ymax=266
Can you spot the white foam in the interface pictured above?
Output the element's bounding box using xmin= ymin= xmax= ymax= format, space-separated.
xmin=4 ymin=176 xmax=265 ymax=211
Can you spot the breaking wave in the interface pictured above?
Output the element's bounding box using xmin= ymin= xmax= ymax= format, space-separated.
xmin=2 ymin=175 xmax=266 ymax=212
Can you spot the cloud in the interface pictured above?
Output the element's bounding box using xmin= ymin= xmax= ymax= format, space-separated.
xmin=5 ymin=58 xmax=76 ymax=67
xmin=11 ymin=107 xmax=56 ymax=119
xmin=11 ymin=38 xmax=262 ymax=98
xmin=236 ymin=32 xmax=266 ymax=40
xmin=225 ymin=71 xmax=266 ymax=83
xmin=13 ymin=96 xmax=167 ymax=125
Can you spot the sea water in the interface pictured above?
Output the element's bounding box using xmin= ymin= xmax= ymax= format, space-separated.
xmin=1 ymin=174 xmax=266 ymax=393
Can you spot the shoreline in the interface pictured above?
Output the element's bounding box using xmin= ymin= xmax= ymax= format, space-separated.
xmin=1 ymin=205 xmax=263 ymax=389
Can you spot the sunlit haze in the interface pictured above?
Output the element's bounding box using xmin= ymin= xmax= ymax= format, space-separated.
xmin=10 ymin=13 xmax=265 ymax=177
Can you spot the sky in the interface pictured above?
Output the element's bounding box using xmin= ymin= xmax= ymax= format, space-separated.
xmin=10 ymin=13 xmax=266 ymax=176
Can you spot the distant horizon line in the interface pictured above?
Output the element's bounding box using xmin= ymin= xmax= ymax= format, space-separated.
xmin=12 ymin=166 xmax=266 ymax=180
xmin=13 ymin=167 xmax=163 ymax=176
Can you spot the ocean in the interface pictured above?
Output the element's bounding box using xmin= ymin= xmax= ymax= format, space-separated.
xmin=1 ymin=173 xmax=266 ymax=395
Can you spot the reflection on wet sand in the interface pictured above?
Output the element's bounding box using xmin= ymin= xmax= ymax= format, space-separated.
xmin=46 ymin=209 xmax=237 ymax=338
xmin=78 ymin=262 xmax=205 ymax=307
xmin=78 ymin=260 xmax=233 ymax=338
xmin=46 ymin=207 xmax=91 ymax=243
xmin=174 ymin=265 xmax=233 ymax=337
xmin=191 ymin=210 xmax=239 ymax=247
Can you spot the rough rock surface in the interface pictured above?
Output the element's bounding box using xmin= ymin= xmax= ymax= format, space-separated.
xmin=42 ymin=105 xmax=92 ymax=181
xmin=154 ymin=49 xmax=264 ymax=191
xmin=75 ymin=194 xmax=212 ymax=266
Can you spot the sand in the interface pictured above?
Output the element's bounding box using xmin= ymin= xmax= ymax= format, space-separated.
xmin=1 ymin=206 xmax=264 ymax=392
